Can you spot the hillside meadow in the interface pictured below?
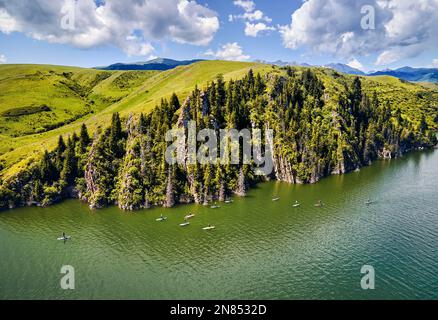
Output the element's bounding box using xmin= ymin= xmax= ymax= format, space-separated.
xmin=0 ymin=61 xmax=272 ymax=179
xmin=0 ymin=61 xmax=437 ymax=181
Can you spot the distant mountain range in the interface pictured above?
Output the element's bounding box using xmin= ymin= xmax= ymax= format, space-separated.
xmin=255 ymin=60 xmax=366 ymax=75
xmin=323 ymin=63 xmax=366 ymax=76
xmin=97 ymin=58 xmax=438 ymax=83
xmin=96 ymin=58 xmax=203 ymax=71
xmin=367 ymin=67 xmax=438 ymax=83
xmin=260 ymin=60 xmax=438 ymax=83
xmin=254 ymin=59 xmax=312 ymax=68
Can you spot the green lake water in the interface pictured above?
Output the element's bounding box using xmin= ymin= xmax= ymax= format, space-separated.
xmin=1 ymin=149 xmax=438 ymax=300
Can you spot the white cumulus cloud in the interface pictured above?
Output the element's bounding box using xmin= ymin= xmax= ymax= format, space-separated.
xmin=0 ymin=53 xmax=6 ymax=63
xmin=230 ymin=0 xmax=275 ymax=37
xmin=245 ymin=22 xmax=275 ymax=37
xmin=0 ymin=0 xmax=220 ymax=57
xmin=233 ymin=0 xmax=255 ymax=13
xmin=280 ymin=0 xmax=438 ymax=66
xmin=0 ymin=8 xmax=17 ymax=34
xmin=243 ymin=10 xmax=272 ymax=23
xmin=204 ymin=42 xmax=250 ymax=61
xmin=347 ymin=58 xmax=364 ymax=71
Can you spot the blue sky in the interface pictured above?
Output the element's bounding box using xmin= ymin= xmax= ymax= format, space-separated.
xmin=0 ymin=0 xmax=437 ymax=71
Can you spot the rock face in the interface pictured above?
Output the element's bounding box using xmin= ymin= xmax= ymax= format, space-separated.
xmin=164 ymin=170 xmax=175 ymax=208
xmin=177 ymin=97 xmax=192 ymax=129
xmin=218 ymin=183 xmax=226 ymax=202
xmin=273 ymin=154 xmax=295 ymax=183
xmin=118 ymin=115 xmax=152 ymax=211
xmin=379 ymin=148 xmax=393 ymax=159
xmin=236 ymin=168 xmax=247 ymax=197
xmin=84 ymin=138 xmax=104 ymax=209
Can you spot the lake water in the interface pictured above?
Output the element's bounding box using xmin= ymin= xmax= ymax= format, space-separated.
xmin=1 ymin=149 xmax=438 ymax=300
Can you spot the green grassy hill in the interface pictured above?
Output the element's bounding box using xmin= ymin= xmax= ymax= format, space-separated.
xmin=0 ymin=61 xmax=437 ymax=180
xmin=0 ymin=65 xmax=104 ymax=138
xmin=314 ymin=68 xmax=438 ymax=126
xmin=0 ymin=61 xmax=272 ymax=179
xmin=0 ymin=65 xmax=160 ymax=139
xmin=1 ymin=61 xmax=437 ymax=211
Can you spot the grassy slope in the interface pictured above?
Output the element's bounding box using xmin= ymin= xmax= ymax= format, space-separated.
xmin=312 ymin=68 xmax=438 ymax=128
xmin=0 ymin=65 xmax=160 ymax=139
xmin=361 ymin=76 xmax=438 ymax=126
xmin=0 ymin=65 xmax=103 ymax=137
xmin=0 ymin=61 xmax=271 ymax=179
xmin=1 ymin=62 xmax=436 ymax=180
xmin=276 ymin=67 xmax=438 ymax=130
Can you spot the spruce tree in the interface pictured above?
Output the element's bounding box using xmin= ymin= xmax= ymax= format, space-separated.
xmin=32 ymin=180 xmax=44 ymax=202
xmin=420 ymin=115 xmax=428 ymax=134
xmin=79 ymin=124 xmax=90 ymax=153
xmin=40 ymin=151 xmax=57 ymax=183
xmin=109 ymin=113 xmax=123 ymax=157
xmin=60 ymin=138 xmax=78 ymax=186
xmin=55 ymin=135 xmax=66 ymax=171
xmin=139 ymin=113 xmax=148 ymax=135
xmin=170 ymin=93 xmax=181 ymax=113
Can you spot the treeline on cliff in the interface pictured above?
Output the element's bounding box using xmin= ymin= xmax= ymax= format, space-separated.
xmin=0 ymin=69 xmax=436 ymax=210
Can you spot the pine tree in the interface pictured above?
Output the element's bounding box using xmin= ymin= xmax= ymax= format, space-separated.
xmin=216 ymin=74 xmax=226 ymax=107
xmin=255 ymin=73 xmax=265 ymax=96
xmin=60 ymin=137 xmax=78 ymax=186
xmin=109 ymin=113 xmax=123 ymax=157
xmin=32 ymin=180 xmax=44 ymax=203
xmin=79 ymin=124 xmax=90 ymax=153
xmin=55 ymin=135 xmax=66 ymax=171
xmin=247 ymin=69 xmax=255 ymax=88
xmin=170 ymin=93 xmax=181 ymax=113
xmin=72 ymin=132 xmax=79 ymax=143
xmin=420 ymin=115 xmax=428 ymax=134
xmin=351 ymin=77 xmax=363 ymax=115
xmin=40 ymin=151 xmax=57 ymax=183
